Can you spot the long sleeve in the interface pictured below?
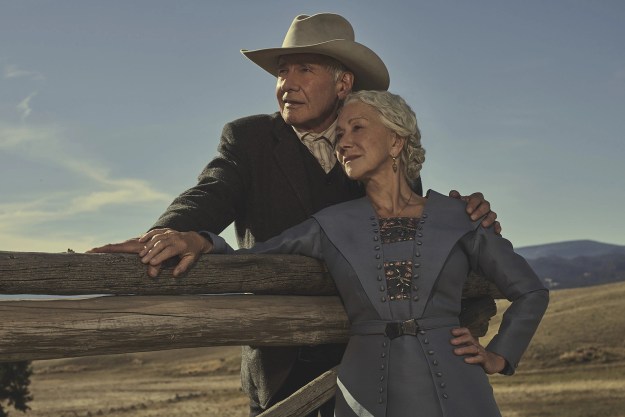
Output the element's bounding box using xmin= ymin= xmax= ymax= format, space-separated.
xmin=152 ymin=120 xmax=250 ymax=234
xmin=208 ymin=218 xmax=325 ymax=261
xmin=466 ymin=226 xmax=549 ymax=375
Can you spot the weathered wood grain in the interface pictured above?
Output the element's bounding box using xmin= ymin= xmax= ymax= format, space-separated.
xmin=0 ymin=295 xmax=350 ymax=362
xmin=0 ymin=251 xmax=336 ymax=295
xmin=0 ymin=251 xmax=500 ymax=363
xmin=259 ymin=367 xmax=338 ymax=417
xmin=0 ymin=251 xmax=503 ymax=298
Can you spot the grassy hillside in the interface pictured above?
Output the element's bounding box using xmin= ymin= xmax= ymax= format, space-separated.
xmin=485 ymin=281 xmax=625 ymax=417
xmin=484 ymin=280 xmax=625 ymax=368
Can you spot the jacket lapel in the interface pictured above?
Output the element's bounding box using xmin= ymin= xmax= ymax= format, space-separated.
xmin=271 ymin=115 xmax=314 ymax=216
xmin=411 ymin=190 xmax=482 ymax=318
xmin=313 ymin=197 xmax=393 ymax=319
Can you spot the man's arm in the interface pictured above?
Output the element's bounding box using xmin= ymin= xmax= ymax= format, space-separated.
xmin=88 ymin=119 xmax=252 ymax=275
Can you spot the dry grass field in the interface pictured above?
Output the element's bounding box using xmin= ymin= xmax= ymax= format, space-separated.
xmin=17 ymin=281 xmax=625 ymax=417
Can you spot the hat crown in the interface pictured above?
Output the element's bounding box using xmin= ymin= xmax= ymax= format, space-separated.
xmin=282 ymin=13 xmax=356 ymax=48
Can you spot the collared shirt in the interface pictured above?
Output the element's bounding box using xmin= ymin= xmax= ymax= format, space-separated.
xmin=292 ymin=120 xmax=338 ymax=174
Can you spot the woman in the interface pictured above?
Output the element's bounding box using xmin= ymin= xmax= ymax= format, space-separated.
xmin=139 ymin=91 xmax=549 ymax=417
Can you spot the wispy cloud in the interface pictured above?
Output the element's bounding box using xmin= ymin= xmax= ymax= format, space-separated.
xmin=0 ymin=122 xmax=172 ymax=249
xmin=3 ymin=64 xmax=45 ymax=81
xmin=16 ymin=91 xmax=38 ymax=121
xmin=0 ymin=122 xmax=54 ymax=148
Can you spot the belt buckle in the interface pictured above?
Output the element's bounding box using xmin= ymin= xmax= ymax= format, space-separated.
xmin=401 ymin=319 xmax=418 ymax=336
xmin=385 ymin=319 xmax=419 ymax=339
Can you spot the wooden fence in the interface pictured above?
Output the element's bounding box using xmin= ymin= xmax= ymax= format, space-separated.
xmin=0 ymin=250 xmax=502 ymax=415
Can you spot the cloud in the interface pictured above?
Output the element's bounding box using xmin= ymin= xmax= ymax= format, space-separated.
xmin=3 ymin=64 xmax=45 ymax=81
xmin=0 ymin=122 xmax=172 ymax=247
xmin=0 ymin=122 xmax=55 ymax=148
xmin=17 ymin=91 xmax=38 ymax=121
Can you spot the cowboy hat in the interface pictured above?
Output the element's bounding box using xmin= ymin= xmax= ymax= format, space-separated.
xmin=241 ymin=13 xmax=390 ymax=91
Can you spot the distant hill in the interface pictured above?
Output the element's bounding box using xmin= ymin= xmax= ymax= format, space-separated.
xmin=514 ymin=240 xmax=625 ymax=289
xmin=516 ymin=240 xmax=625 ymax=260
xmin=483 ymin=280 xmax=625 ymax=368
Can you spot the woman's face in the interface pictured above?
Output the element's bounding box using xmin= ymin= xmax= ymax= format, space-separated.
xmin=335 ymin=101 xmax=400 ymax=181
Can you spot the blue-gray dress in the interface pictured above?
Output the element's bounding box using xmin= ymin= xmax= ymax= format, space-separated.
xmin=209 ymin=190 xmax=549 ymax=417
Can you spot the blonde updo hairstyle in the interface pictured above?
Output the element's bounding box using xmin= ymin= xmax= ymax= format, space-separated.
xmin=343 ymin=90 xmax=425 ymax=182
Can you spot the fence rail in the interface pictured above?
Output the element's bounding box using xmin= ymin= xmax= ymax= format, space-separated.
xmin=1 ymin=250 xmax=501 ymax=415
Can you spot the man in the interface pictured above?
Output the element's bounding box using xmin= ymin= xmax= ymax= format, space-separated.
xmin=90 ymin=13 xmax=498 ymax=416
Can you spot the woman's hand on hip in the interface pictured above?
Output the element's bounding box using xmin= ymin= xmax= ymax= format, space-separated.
xmin=450 ymin=327 xmax=507 ymax=374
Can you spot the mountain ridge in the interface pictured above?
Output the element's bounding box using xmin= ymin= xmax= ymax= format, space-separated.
xmin=515 ymin=239 xmax=625 ymax=260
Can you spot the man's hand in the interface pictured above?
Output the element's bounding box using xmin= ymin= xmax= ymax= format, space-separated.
xmin=448 ymin=190 xmax=501 ymax=234
xmin=138 ymin=228 xmax=213 ymax=278
xmin=450 ymin=327 xmax=506 ymax=375
xmin=87 ymin=237 xmax=145 ymax=254
xmin=87 ymin=236 xmax=167 ymax=277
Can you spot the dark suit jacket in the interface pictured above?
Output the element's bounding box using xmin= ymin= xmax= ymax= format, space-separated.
xmin=153 ymin=112 xmax=422 ymax=407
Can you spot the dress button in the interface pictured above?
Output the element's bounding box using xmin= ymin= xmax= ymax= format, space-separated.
xmin=379 ymin=285 xmax=385 ymax=291
xmin=417 ymin=232 xmax=423 ymax=237
xmin=371 ymin=222 xmax=377 ymax=227
xmin=419 ymin=330 xmax=426 ymax=335
xmin=370 ymin=216 xmax=376 ymax=220
xmin=424 ymin=338 xmax=429 ymax=344
xmin=380 ymin=375 xmax=385 ymax=381
xmin=436 ymin=372 xmax=443 ymax=377
xmin=442 ymin=393 xmax=449 ymax=399
xmin=378 ymin=397 xmax=383 ymax=404
xmin=380 ymin=363 xmax=385 ymax=370
xmin=420 ymin=220 xmax=426 ymax=224
xmin=417 ymin=241 xmax=422 ymax=245
xmin=377 ymin=275 xmax=383 ymax=281
xmin=440 ymin=382 xmax=446 ymax=388
xmin=413 ymin=296 xmax=419 ymax=301
xmin=377 ymin=264 xmax=382 ymax=270
xmin=428 ymin=350 xmax=435 ymax=355
xmin=414 ymin=263 xmax=420 ymax=268
xmin=413 ymin=285 xmax=419 ymax=290
xmin=422 ymin=213 xmax=428 ymax=218
xmin=381 ymin=296 xmax=387 ymax=302
xmin=415 ymin=251 xmax=420 ymax=257
xmin=374 ymin=236 xmax=379 ymax=241
xmin=381 ymin=352 xmax=386 ymax=358
xmin=433 ymin=360 xmax=439 ymax=366
xmin=382 ymin=341 xmax=387 ymax=348
xmin=413 ymin=274 xmax=419 ymax=279
xmin=375 ymin=245 xmax=381 ymax=250
xmin=376 ymin=254 xmax=381 ymax=259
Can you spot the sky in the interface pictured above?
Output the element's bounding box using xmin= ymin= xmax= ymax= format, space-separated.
xmin=1 ymin=0 xmax=624 ymax=253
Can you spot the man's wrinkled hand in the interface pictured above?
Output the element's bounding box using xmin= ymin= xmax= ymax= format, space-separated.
xmin=138 ymin=228 xmax=213 ymax=278
xmin=87 ymin=237 xmax=144 ymax=254
xmin=448 ymin=190 xmax=502 ymax=235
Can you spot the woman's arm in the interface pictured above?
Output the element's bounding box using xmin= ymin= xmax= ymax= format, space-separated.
xmin=466 ymin=226 xmax=549 ymax=375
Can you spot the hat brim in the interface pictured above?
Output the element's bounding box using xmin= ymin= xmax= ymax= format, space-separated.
xmin=241 ymin=39 xmax=390 ymax=91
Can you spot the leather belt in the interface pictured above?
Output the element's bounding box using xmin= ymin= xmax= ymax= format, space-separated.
xmin=350 ymin=317 xmax=459 ymax=340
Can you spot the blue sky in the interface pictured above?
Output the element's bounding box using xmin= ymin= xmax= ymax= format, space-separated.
xmin=1 ymin=0 xmax=624 ymax=253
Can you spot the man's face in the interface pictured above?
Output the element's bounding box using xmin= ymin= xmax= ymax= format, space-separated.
xmin=276 ymin=54 xmax=349 ymax=133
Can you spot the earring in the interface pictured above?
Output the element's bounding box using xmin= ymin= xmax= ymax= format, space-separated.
xmin=392 ymin=156 xmax=398 ymax=173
